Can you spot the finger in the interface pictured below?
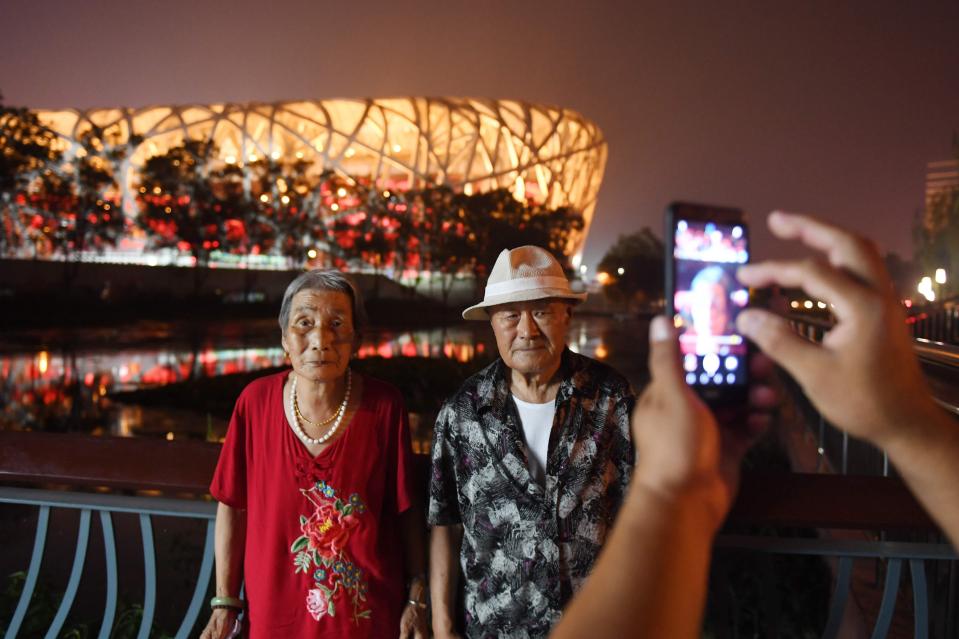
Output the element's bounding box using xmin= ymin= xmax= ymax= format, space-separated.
xmin=738 ymin=257 xmax=872 ymax=321
xmin=737 ymin=309 xmax=832 ymax=389
xmin=766 ymin=211 xmax=889 ymax=291
xmin=647 ymin=315 xmax=682 ymax=385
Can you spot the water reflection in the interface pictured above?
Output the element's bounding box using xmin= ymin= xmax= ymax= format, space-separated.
xmin=0 ymin=316 xmax=647 ymax=439
xmin=0 ymin=324 xmax=492 ymax=437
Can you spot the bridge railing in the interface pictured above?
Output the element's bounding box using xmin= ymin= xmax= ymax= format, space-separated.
xmin=0 ymin=432 xmax=221 ymax=639
xmin=2 ymin=361 xmax=958 ymax=638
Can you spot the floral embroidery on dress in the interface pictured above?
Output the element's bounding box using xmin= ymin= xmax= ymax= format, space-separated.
xmin=290 ymin=480 xmax=371 ymax=624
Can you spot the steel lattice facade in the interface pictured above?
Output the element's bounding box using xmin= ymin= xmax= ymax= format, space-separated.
xmin=38 ymin=98 xmax=607 ymax=257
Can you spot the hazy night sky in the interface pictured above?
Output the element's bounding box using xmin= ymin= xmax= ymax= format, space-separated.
xmin=2 ymin=0 xmax=957 ymax=268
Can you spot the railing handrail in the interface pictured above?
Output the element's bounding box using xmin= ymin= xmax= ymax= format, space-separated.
xmin=0 ymin=430 xmax=221 ymax=493
xmin=728 ymin=472 xmax=938 ymax=531
xmin=0 ymin=485 xmax=216 ymax=518
xmin=0 ymin=430 xmax=943 ymax=533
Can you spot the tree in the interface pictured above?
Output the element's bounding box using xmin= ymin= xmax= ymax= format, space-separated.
xmin=0 ymin=93 xmax=63 ymax=256
xmin=1 ymin=101 xmax=128 ymax=292
xmin=598 ymin=228 xmax=665 ymax=306
xmin=136 ymin=139 xmax=249 ymax=294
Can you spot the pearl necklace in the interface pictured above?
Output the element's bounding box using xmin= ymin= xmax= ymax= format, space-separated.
xmin=290 ymin=369 xmax=351 ymax=446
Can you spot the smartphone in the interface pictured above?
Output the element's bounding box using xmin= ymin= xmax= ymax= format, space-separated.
xmin=665 ymin=202 xmax=750 ymax=405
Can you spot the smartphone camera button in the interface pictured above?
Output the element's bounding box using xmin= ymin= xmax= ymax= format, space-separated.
xmin=703 ymin=353 xmax=720 ymax=376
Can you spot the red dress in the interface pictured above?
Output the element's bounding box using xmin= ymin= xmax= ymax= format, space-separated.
xmin=211 ymin=371 xmax=414 ymax=638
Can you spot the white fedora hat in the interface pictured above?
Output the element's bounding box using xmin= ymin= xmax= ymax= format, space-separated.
xmin=462 ymin=245 xmax=587 ymax=320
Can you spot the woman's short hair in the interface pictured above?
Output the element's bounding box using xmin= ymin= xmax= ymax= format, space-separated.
xmin=278 ymin=269 xmax=367 ymax=336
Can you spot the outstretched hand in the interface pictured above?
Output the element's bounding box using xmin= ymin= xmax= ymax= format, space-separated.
xmin=735 ymin=211 xmax=939 ymax=448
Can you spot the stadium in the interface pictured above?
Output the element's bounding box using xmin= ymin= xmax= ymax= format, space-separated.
xmin=35 ymin=98 xmax=608 ymax=267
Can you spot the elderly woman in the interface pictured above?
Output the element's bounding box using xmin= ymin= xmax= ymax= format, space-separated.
xmin=201 ymin=270 xmax=428 ymax=639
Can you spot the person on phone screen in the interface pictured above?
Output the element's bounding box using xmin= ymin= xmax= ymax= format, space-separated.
xmin=550 ymin=211 xmax=959 ymax=639
xmin=689 ymin=265 xmax=734 ymax=339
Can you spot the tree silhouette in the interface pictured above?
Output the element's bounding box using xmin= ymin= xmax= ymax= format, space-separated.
xmin=598 ymin=227 xmax=665 ymax=306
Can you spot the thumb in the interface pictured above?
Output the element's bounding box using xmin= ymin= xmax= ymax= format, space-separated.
xmin=647 ymin=315 xmax=683 ymax=385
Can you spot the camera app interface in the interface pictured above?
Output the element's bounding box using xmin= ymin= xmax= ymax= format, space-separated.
xmin=673 ymin=219 xmax=749 ymax=387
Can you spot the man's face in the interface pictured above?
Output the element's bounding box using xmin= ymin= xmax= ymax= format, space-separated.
xmin=488 ymin=299 xmax=572 ymax=376
xmin=691 ymin=282 xmax=729 ymax=336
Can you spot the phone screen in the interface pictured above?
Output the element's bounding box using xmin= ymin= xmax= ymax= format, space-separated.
xmin=672 ymin=217 xmax=749 ymax=390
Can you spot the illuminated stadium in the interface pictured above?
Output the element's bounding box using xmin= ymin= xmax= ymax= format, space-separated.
xmin=31 ymin=98 xmax=607 ymax=269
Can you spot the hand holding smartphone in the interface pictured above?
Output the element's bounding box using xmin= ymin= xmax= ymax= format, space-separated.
xmin=665 ymin=202 xmax=750 ymax=405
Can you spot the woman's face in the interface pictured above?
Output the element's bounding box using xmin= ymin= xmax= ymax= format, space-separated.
xmin=691 ymin=282 xmax=729 ymax=336
xmin=282 ymin=289 xmax=355 ymax=384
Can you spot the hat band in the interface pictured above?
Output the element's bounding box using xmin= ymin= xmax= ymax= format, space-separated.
xmin=484 ymin=275 xmax=571 ymax=299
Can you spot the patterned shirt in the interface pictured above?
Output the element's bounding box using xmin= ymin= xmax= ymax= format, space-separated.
xmin=428 ymin=349 xmax=635 ymax=638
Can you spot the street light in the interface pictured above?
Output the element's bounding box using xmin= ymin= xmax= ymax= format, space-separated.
xmin=936 ymin=268 xmax=947 ymax=285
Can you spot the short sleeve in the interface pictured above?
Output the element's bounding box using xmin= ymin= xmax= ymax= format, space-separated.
xmin=210 ymin=393 xmax=248 ymax=509
xmin=384 ymin=388 xmax=415 ymax=515
xmin=427 ymin=402 xmax=461 ymax=526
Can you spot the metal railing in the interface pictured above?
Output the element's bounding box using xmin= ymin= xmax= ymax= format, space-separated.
xmin=1 ymin=487 xmax=215 ymax=639
xmin=778 ymin=314 xmax=959 ymax=637
xmin=2 ymin=321 xmax=959 ymax=638
xmin=0 ymin=431 xmax=221 ymax=638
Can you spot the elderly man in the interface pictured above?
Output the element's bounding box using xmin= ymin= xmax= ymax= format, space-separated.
xmin=428 ymin=246 xmax=635 ymax=638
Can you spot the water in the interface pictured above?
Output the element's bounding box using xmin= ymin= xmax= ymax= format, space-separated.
xmin=0 ymin=315 xmax=651 ymax=439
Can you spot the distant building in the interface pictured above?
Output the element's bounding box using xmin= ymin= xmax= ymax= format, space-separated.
xmin=36 ymin=98 xmax=607 ymax=264
xmin=925 ymin=159 xmax=959 ymax=213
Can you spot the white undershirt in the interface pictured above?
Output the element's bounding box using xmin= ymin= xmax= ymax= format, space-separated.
xmin=512 ymin=395 xmax=556 ymax=486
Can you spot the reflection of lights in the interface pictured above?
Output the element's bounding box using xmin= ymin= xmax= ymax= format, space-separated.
xmin=280 ymin=195 xmax=290 ymax=205
xmin=594 ymin=344 xmax=608 ymax=359
xmin=307 ymin=248 xmax=318 ymax=259
xmin=166 ymin=432 xmax=175 ymax=441
xmin=337 ymin=187 xmax=348 ymax=197
xmin=344 ymin=147 xmax=355 ymax=158
xmin=817 ymin=301 xmax=827 ymax=309
xmin=597 ymin=272 xmax=610 ymax=285
xmin=936 ymin=269 xmax=947 ymax=285
xmin=331 ymin=203 xmax=339 ymax=212
xmin=579 ymin=264 xmax=588 ymax=275
xmin=803 ymin=300 xmax=813 ymax=309
xmin=617 ymin=267 xmax=624 ymax=276
xmin=259 ymin=194 xmax=269 ymax=203
xmin=790 ymin=301 xmax=799 ymax=309
xmin=37 ymin=351 xmax=49 ymax=375
xmin=732 ymin=226 xmax=743 ymax=239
